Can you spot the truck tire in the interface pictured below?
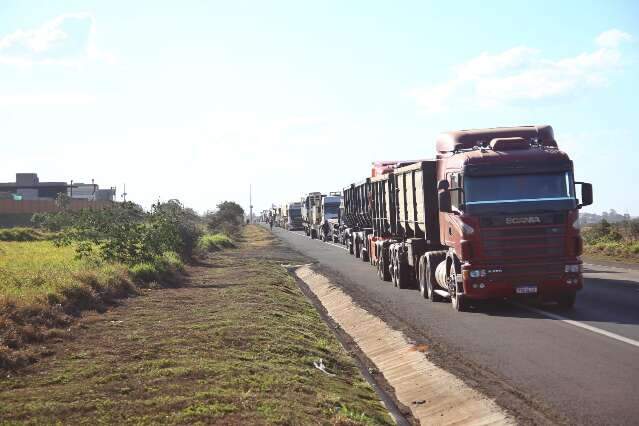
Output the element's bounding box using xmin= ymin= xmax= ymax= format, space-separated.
xmin=449 ymin=262 xmax=468 ymax=312
xmin=396 ymin=253 xmax=410 ymax=290
xmin=362 ymin=248 xmax=369 ymax=262
xmin=348 ymin=240 xmax=354 ymax=255
xmin=355 ymin=240 xmax=361 ymax=258
xmin=378 ymin=252 xmax=391 ymax=282
xmin=557 ymin=291 xmax=576 ymax=309
xmin=311 ymin=229 xmax=317 ymax=239
xmin=418 ymin=257 xmax=428 ymax=299
xmin=426 ymin=252 xmax=445 ymax=302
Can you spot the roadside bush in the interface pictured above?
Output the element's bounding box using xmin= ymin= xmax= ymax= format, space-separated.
xmin=205 ymin=201 xmax=245 ymax=237
xmin=36 ymin=200 xmax=203 ymax=265
xmin=0 ymin=228 xmax=52 ymax=242
xmin=129 ymin=263 xmax=160 ymax=285
xmin=129 ymin=252 xmax=185 ymax=286
xmin=197 ymin=234 xmax=235 ymax=252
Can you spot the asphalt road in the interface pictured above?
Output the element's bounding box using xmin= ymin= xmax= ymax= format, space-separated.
xmin=271 ymin=227 xmax=639 ymax=425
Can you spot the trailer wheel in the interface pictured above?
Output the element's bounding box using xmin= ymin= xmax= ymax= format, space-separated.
xmin=418 ymin=257 xmax=428 ymax=299
xmin=449 ymin=263 xmax=468 ymax=312
xmin=396 ymin=253 xmax=410 ymax=290
xmin=390 ymin=253 xmax=398 ymax=287
xmin=378 ymin=253 xmax=391 ymax=282
xmin=557 ymin=291 xmax=576 ymax=309
xmin=426 ymin=253 xmax=445 ymax=302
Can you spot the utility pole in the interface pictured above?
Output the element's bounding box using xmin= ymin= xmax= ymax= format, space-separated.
xmin=121 ymin=184 xmax=127 ymax=202
xmin=249 ymin=184 xmax=253 ymax=224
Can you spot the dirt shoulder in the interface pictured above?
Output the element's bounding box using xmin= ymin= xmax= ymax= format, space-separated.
xmin=0 ymin=226 xmax=392 ymax=425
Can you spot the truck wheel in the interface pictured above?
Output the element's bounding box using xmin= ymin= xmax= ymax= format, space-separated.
xmin=378 ymin=254 xmax=391 ymax=282
xmin=362 ymin=249 xmax=369 ymax=262
xmin=396 ymin=257 xmax=410 ymax=290
xmin=557 ymin=291 xmax=576 ymax=309
xmin=348 ymin=240 xmax=354 ymax=255
xmin=426 ymin=253 xmax=445 ymax=302
xmin=419 ymin=257 xmax=428 ymax=299
xmin=449 ymin=263 xmax=468 ymax=312
xmin=311 ymin=230 xmax=317 ymax=239
xmin=355 ymin=240 xmax=361 ymax=258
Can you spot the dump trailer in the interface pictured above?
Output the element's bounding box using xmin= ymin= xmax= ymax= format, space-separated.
xmin=285 ymin=202 xmax=303 ymax=230
xmin=374 ymin=125 xmax=592 ymax=312
xmin=343 ymin=179 xmax=373 ymax=260
xmin=368 ymin=160 xmax=420 ymax=271
xmin=302 ymin=192 xmax=323 ymax=238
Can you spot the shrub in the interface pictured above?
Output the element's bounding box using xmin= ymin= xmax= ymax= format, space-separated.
xmin=0 ymin=228 xmax=51 ymax=242
xmin=36 ymin=200 xmax=203 ymax=265
xmin=129 ymin=263 xmax=160 ymax=285
xmin=197 ymin=234 xmax=235 ymax=252
xmin=205 ymin=201 xmax=245 ymax=236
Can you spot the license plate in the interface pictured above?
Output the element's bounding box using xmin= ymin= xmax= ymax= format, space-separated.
xmin=516 ymin=285 xmax=538 ymax=294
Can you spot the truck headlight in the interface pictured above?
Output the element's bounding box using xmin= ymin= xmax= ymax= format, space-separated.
xmin=469 ymin=269 xmax=486 ymax=278
xmin=565 ymin=264 xmax=582 ymax=273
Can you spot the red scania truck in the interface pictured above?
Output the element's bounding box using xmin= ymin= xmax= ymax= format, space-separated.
xmin=370 ymin=125 xmax=592 ymax=311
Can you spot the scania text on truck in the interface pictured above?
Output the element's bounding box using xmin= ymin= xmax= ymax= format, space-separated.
xmin=372 ymin=125 xmax=592 ymax=311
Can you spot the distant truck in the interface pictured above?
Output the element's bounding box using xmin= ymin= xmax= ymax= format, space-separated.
xmin=319 ymin=193 xmax=342 ymax=242
xmin=368 ymin=125 xmax=592 ymax=311
xmin=285 ymin=202 xmax=303 ymax=231
xmin=302 ymin=192 xmax=323 ymax=238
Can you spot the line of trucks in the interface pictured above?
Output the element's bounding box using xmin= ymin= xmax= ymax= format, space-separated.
xmin=266 ymin=125 xmax=593 ymax=311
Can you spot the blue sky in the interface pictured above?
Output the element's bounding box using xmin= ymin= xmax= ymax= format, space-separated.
xmin=1 ymin=1 xmax=637 ymax=215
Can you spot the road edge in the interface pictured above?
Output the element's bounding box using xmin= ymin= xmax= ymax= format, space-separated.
xmin=294 ymin=264 xmax=514 ymax=425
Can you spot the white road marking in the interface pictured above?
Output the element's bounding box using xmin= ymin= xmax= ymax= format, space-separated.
xmin=513 ymin=303 xmax=639 ymax=349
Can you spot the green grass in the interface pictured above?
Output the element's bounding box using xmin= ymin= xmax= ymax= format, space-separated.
xmin=197 ymin=233 xmax=235 ymax=252
xmin=584 ymin=240 xmax=639 ymax=262
xmin=0 ymin=241 xmax=125 ymax=303
xmin=0 ymin=241 xmax=188 ymax=369
xmin=0 ymin=227 xmax=54 ymax=242
xmin=0 ymin=225 xmax=393 ymax=424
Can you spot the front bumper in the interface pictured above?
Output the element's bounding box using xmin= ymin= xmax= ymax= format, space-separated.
xmin=461 ymin=261 xmax=582 ymax=300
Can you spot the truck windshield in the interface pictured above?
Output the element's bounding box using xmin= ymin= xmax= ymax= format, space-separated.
xmin=464 ymin=172 xmax=575 ymax=206
xmin=290 ymin=209 xmax=301 ymax=217
xmin=325 ymin=204 xmax=340 ymax=218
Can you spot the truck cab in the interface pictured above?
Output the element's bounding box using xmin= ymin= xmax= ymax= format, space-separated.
xmin=434 ymin=126 xmax=592 ymax=310
xmin=320 ymin=193 xmax=342 ymax=242
xmin=286 ymin=202 xmax=303 ymax=231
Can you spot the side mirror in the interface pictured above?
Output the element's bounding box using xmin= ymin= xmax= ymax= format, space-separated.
xmin=576 ymin=182 xmax=593 ymax=208
xmin=438 ymin=190 xmax=452 ymax=213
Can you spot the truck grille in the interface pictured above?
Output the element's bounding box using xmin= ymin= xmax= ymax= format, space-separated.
xmin=479 ymin=213 xmax=566 ymax=260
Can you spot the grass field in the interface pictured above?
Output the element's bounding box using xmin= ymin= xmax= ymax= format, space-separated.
xmin=0 ymin=225 xmax=393 ymax=424
xmin=0 ymin=241 xmax=129 ymax=304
